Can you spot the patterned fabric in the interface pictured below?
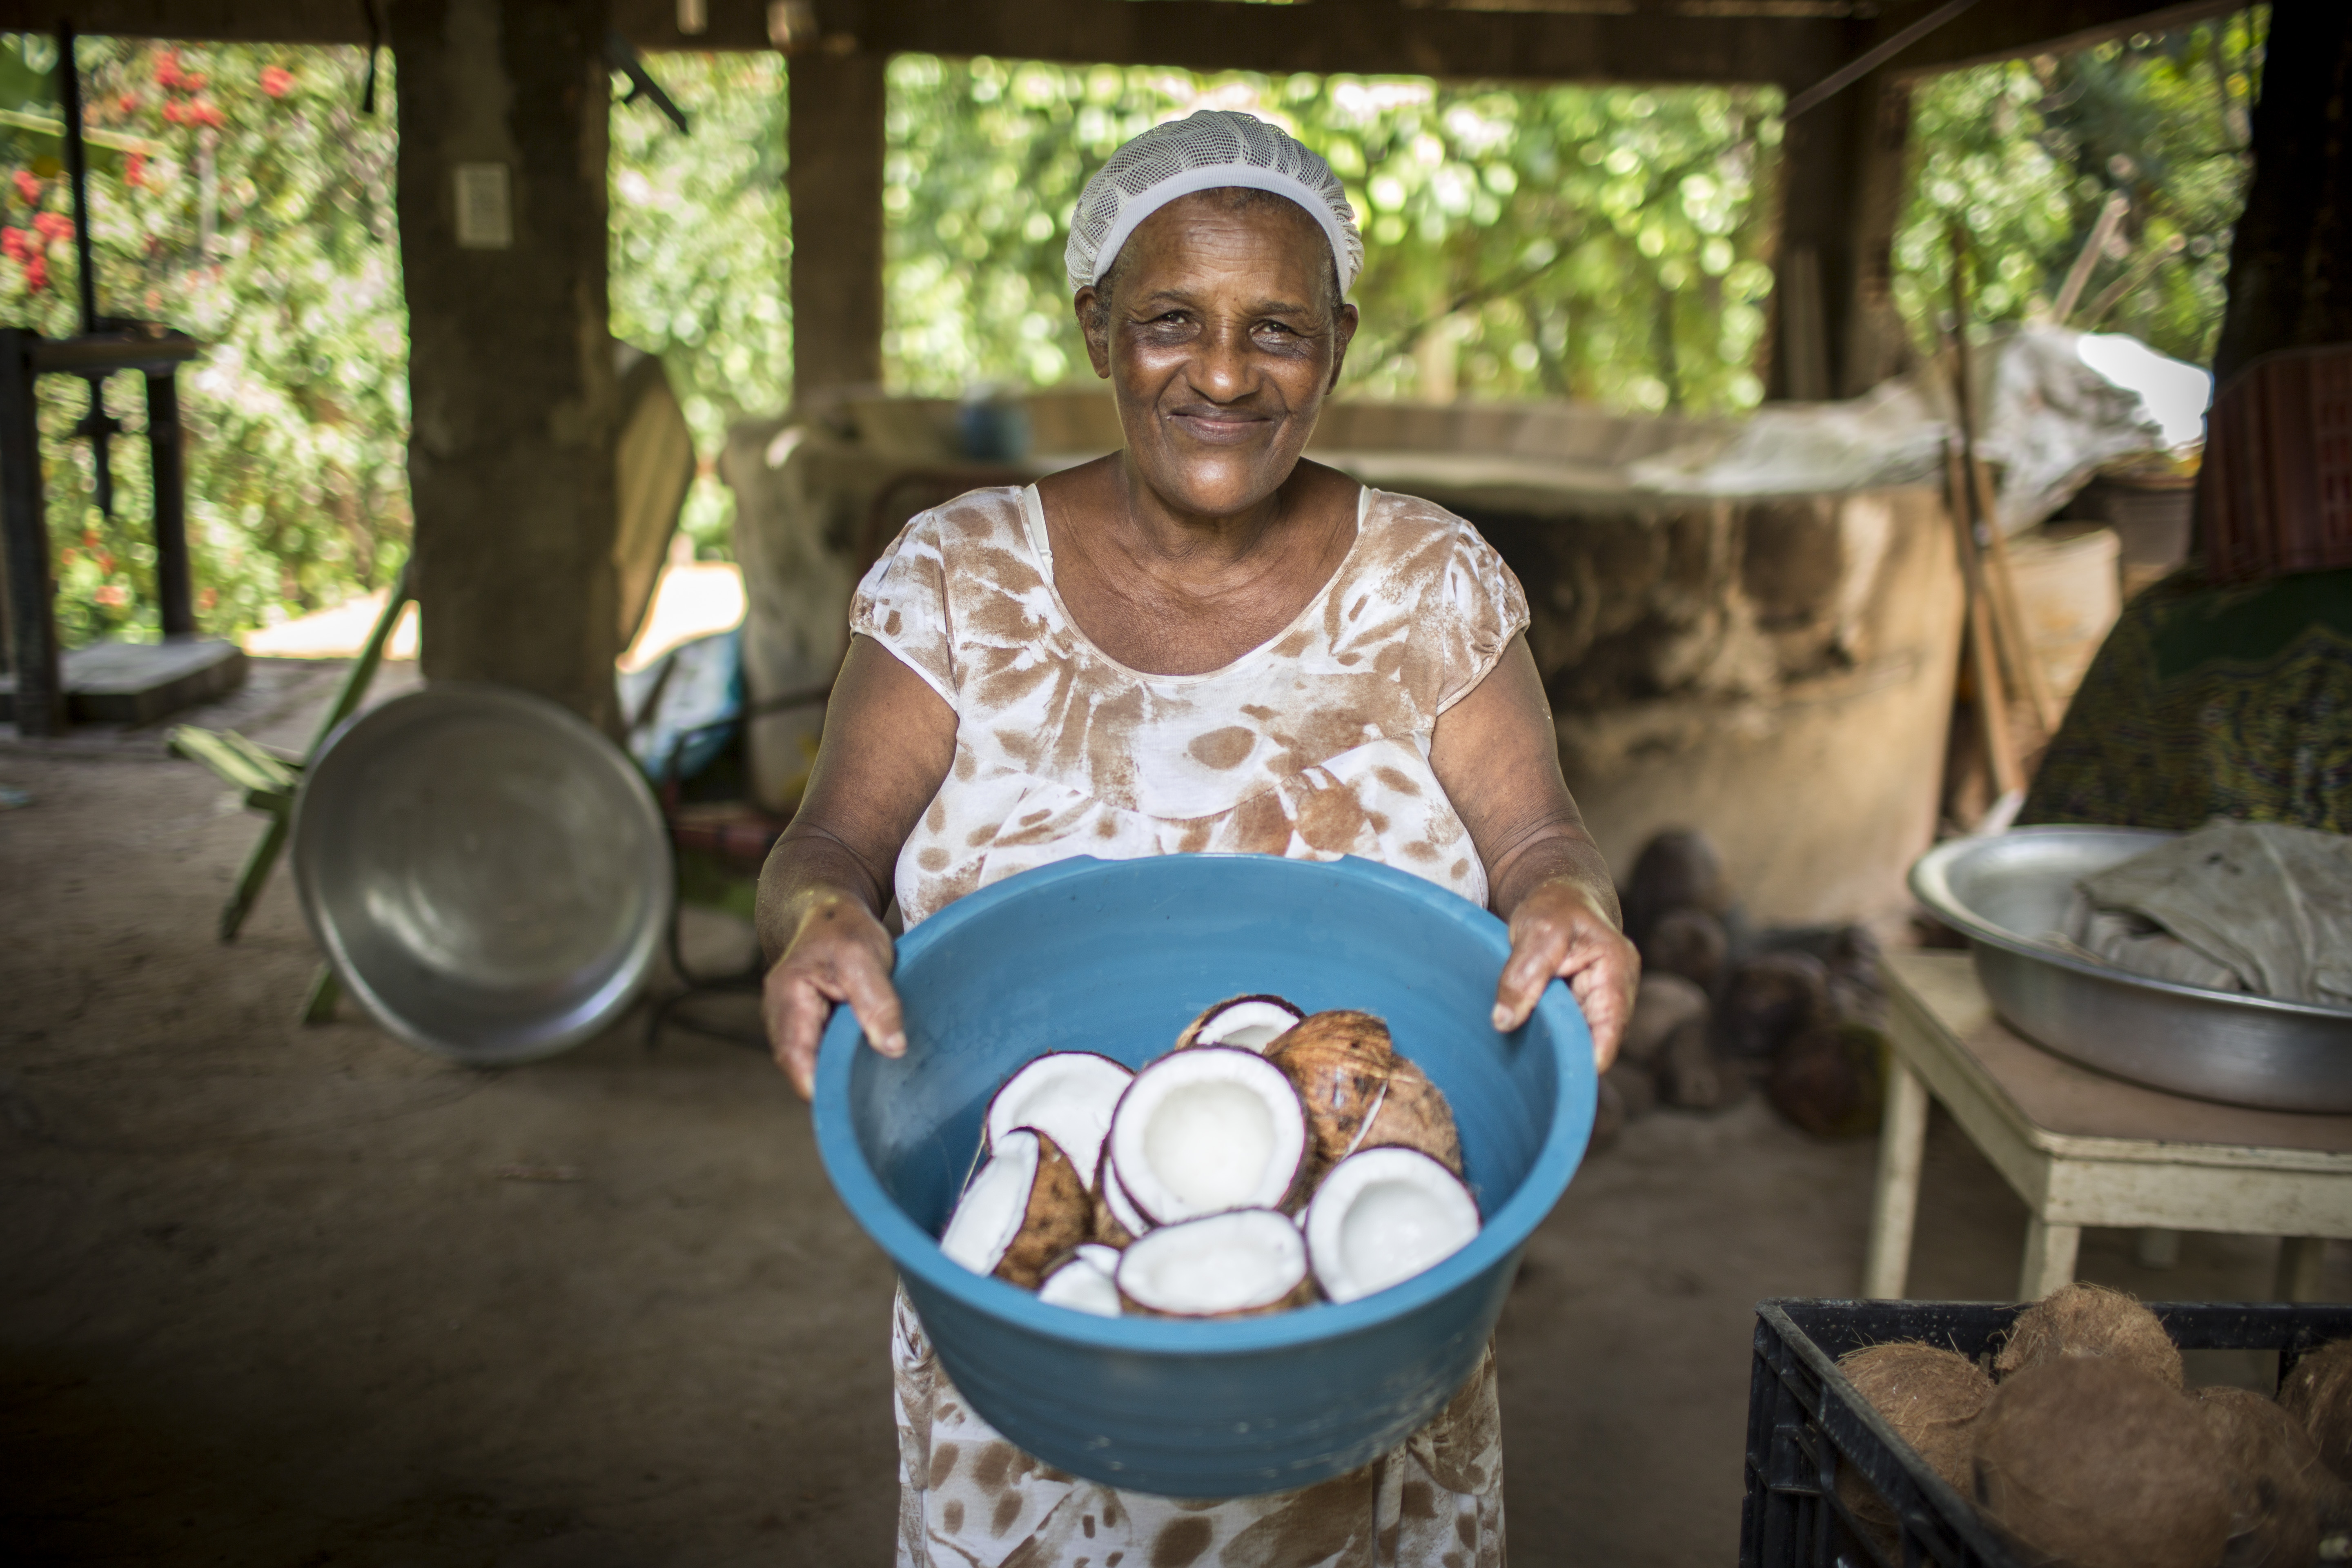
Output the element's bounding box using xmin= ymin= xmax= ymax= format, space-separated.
xmin=2022 ymin=567 xmax=2352 ymax=833
xmin=892 ymin=1288 xmax=1505 ymax=1568
xmin=852 ymin=484 xmax=1531 ymax=931
xmin=859 ymin=480 xmax=1527 ymax=1567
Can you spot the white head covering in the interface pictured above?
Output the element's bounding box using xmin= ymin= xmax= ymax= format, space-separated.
xmin=1063 ymin=109 xmax=1364 ymax=298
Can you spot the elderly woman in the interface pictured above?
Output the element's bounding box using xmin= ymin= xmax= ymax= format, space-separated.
xmin=758 ymin=111 xmax=1637 ymax=1567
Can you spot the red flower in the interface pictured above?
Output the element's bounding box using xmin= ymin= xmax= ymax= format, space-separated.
xmin=125 ymin=152 xmax=147 ymax=187
xmin=154 ymin=51 xmax=183 ymax=89
xmin=58 ymin=546 xmax=77 ymax=566
xmin=197 ymin=586 xmax=217 ymax=612
xmin=0 ymin=228 xmax=27 ymax=263
xmin=96 ymin=551 xmax=115 ymax=576
xmin=116 ymin=92 xmax=138 ymax=115
xmin=190 ymin=101 xmax=225 ymax=129
xmin=32 ymin=212 xmax=72 ymax=243
xmin=260 ymin=65 xmax=293 ymax=98
xmin=181 ymin=73 xmax=207 ymax=93
xmin=11 ymin=169 xmax=39 ymax=202
xmin=24 ymin=253 xmax=48 ymax=291
xmin=161 ymin=102 xmax=185 ymax=126
xmin=95 ymin=583 xmax=128 ymax=608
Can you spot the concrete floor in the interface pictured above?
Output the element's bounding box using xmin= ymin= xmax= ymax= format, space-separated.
xmin=2 ymin=658 xmax=2345 ymax=1566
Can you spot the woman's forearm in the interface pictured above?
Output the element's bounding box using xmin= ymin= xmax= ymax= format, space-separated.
xmin=755 ymin=825 xmax=894 ymax=967
xmin=1485 ymin=820 xmax=1621 ymax=932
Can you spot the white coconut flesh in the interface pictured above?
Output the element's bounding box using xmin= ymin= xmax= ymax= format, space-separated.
xmin=1116 ymin=1208 xmax=1308 ymax=1316
xmin=1304 ymin=1147 xmax=1481 ymax=1304
xmin=985 ymin=1052 xmax=1133 ymax=1189
xmin=938 ymin=1128 xmax=1042 ymax=1276
xmin=1100 ymin=1161 xmax=1154 ymax=1238
xmin=1037 ymin=1250 xmax=1123 ymax=1317
xmin=1109 ymin=1047 xmax=1307 ymax=1225
xmin=1194 ymin=998 xmax=1305 ymax=1053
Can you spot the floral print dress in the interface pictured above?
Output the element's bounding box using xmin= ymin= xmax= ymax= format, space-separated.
xmin=852 ymin=482 xmax=1529 ymax=1568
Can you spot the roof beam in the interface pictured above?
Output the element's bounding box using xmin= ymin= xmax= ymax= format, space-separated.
xmin=1865 ymin=0 xmax=2240 ymax=76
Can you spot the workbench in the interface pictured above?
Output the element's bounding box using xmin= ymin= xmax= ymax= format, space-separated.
xmin=1864 ymin=951 xmax=2352 ymax=1301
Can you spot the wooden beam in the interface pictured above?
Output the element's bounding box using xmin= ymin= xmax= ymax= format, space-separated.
xmin=1862 ymin=0 xmax=2238 ymax=77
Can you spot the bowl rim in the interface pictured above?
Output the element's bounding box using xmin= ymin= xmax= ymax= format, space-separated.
xmin=811 ymin=852 xmax=1594 ymax=1355
xmin=1909 ymin=824 xmax=2352 ymax=1023
xmin=290 ymin=680 xmax=675 ymax=1063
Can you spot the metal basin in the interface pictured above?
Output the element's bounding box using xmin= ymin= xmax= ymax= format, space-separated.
xmin=1910 ymin=826 xmax=2352 ymax=1112
xmin=292 ymin=683 xmax=672 ymax=1064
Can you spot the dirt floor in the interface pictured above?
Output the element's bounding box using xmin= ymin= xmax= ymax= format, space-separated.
xmin=2 ymin=656 xmax=2345 ymax=1567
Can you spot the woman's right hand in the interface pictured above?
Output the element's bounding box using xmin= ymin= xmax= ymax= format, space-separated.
xmin=761 ymin=891 xmax=908 ymax=1100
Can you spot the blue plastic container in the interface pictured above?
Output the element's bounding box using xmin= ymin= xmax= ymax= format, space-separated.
xmin=812 ymin=853 xmax=1595 ymax=1497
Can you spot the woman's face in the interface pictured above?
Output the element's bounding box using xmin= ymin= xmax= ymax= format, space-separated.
xmin=1077 ymin=191 xmax=1357 ymax=519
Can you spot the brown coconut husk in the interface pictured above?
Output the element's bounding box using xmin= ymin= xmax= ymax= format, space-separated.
xmin=1644 ymin=906 xmax=1729 ymax=991
xmin=1089 ymin=1149 xmax=1135 ymax=1249
xmin=991 ymin=1130 xmax=1091 ymax=1290
xmin=1769 ymin=1018 xmax=1887 ymax=1139
xmin=2281 ymin=1338 xmax=2352 ymax=1485
xmin=2194 ymin=1385 xmax=2325 ymax=1568
xmin=1972 ymin=1356 xmax=2234 ymax=1568
xmin=1833 ymin=1342 xmax=1993 ymax=1537
xmin=1659 ymin=1016 xmax=1747 ymax=1111
xmin=1622 ymin=828 xmax=1728 ymax=947
xmin=1721 ymin=950 xmax=1832 ymax=1060
xmin=1267 ymin=1011 xmax=1463 ymax=1178
xmin=1623 ymin=974 xmax=1709 ymax=1069
xmin=1993 ymin=1281 xmax=2185 ymax=1390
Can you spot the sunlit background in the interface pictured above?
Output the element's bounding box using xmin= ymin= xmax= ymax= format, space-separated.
xmin=0 ymin=11 xmax=2265 ymax=648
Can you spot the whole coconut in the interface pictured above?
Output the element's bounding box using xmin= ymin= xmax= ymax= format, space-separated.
xmin=1721 ymin=951 xmax=1831 ymax=1059
xmin=1994 ymin=1282 xmax=2184 ymax=1390
xmin=1267 ymin=1011 xmax=1461 ymax=1177
xmin=1623 ymin=974 xmax=1709 ymax=1069
xmin=2194 ymin=1385 xmax=2324 ymax=1568
xmin=2280 ymin=1338 xmax=2352 ymax=1484
xmin=1834 ymin=1342 xmax=1993 ymax=1535
xmin=1769 ymin=1018 xmax=1887 ymax=1139
xmin=1973 ymin=1357 xmax=2234 ymax=1568
xmin=1643 ymin=907 xmax=1730 ymax=992
xmin=1659 ymin=1016 xmax=1748 ymax=1111
xmin=1622 ymin=829 xmax=1728 ymax=947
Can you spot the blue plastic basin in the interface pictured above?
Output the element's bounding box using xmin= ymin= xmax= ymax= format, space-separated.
xmin=812 ymin=853 xmax=1595 ymax=1497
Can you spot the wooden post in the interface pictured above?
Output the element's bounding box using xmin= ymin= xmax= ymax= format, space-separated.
xmin=788 ymin=53 xmax=888 ymax=401
xmin=392 ymin=0 xmax=621 ymax=729
xmin=0 ymin=327 xmax=63 ymax=736
xmin=1770 ymin=67 xmax=1913 ymax=400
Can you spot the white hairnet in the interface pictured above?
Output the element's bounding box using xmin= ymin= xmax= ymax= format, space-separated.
xmin=1063 ymin=109 xmax=1364 ymax=298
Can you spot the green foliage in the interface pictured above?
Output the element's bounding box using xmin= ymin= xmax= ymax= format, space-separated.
xmin=1896 ymin=9 xmax=2265 ymax=364
xmin=0 ymin=34 xmax=404 ymax=647
xmin=608 ymin=50 xmax=791 ymax=557
xmin=883 ymin=58 xmax=1782 ymax=413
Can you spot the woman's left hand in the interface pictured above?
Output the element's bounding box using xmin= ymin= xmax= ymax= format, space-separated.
xmin=1493 ymin=878 xmax=1639 ymax=1071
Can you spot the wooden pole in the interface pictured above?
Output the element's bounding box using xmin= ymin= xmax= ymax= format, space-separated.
xmin=1942 ymin=433 xmax=2023 ymax=799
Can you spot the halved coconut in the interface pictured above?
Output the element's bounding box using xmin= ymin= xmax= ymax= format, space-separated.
xmin=1115 ymin=1208 xmax=1314 ymax=1317
xmin=1269 ymin=1011 xmax=1463 ymax=1176
xmin=938 ymin=1128 xmax=1090 ymax=1289
xmin=984 ymin=1052 xmax=1134 ymax=1193
xmin=1176 ymin=994 xmax=1306 ymax=1054
xmin=1037 ymin=1244 xmax=1124 ymax=1317
xmin=1303 ymin=1147 xmax=1480 ymax=1304
xmin=1092 ymin=1149 xmax=1153 ymax=1246
xmin=1107 ymin=1046 xmax=1309 ymax=1225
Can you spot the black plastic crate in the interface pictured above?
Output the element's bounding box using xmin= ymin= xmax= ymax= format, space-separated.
xmin=1740 ymin=1297 xmax=2352 ymax=1568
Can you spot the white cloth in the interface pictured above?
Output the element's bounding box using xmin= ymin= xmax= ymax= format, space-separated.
xmin=852 ymin=484 xmax=1529 ymax=932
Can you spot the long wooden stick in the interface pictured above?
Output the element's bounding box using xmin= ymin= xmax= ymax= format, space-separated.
xmin=1942 ymin=434 xmax=2024 ymax=797
xmin=1947 ymin=230 xmax=2063 ymax=739
xmin=2049 ymin=192 xmax=2129 ymax=326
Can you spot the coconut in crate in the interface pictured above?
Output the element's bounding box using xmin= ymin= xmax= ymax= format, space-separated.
xmin=935 ymin=994 xmax=1482 ymax=1319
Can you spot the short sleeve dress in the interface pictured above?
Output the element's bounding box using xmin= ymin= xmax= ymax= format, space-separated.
xmin=852 ymin=482 xmax=1530 ymax=1568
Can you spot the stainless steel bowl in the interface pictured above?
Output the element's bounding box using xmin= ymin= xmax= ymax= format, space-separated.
xmin=1910 ymin=826 xmax=2352 ymax=1112
xmin=292 ymin=683 xmax=673 ymax=1064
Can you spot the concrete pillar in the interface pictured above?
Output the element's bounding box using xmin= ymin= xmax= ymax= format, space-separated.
xmin=394 ymin=0 xmax=620 ymax=728
xmin=788 ymin=53 xmax=888 ymax=400
xmin=1769 ymin=71 xmax=1913 ymax=401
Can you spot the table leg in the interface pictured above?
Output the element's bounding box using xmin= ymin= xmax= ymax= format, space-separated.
xmin=2277 ymin=1237 xmax=2328 ymax=1303
xmin=1862 ymin=1052 xmax=1930 ymax=1299
xmin=2019 ymin=1218 xmax=2080 ymax=1301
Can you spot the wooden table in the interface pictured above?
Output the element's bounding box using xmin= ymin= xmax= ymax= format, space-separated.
xmin=1865 ymin=952 xmax=2352 ymax=1301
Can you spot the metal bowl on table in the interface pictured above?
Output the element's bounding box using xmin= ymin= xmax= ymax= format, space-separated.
xmin=1909 ymin=825 xmax=2352 ymax=1112
xmin=813 ymin=852 xmax=1595 ymax=1497
xmin=292 ymin=682 xmax=673 ymax=1065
